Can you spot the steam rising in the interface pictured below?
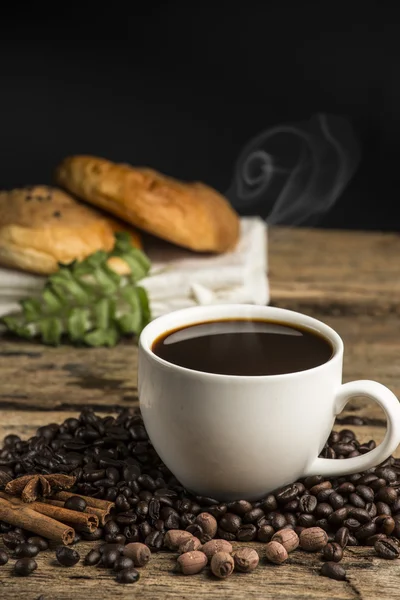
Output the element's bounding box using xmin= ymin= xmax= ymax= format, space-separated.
xmin=227 ymin=114 xmax=361 ymax=225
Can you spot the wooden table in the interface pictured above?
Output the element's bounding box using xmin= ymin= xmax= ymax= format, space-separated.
xmin=1 ymin=226 xmax=400 ymax=600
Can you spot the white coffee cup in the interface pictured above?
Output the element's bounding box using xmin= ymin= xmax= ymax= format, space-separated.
xmin=138 ymin=305 xmax=400 ymax=501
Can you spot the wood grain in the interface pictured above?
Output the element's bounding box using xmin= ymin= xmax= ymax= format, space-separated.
xmin=1 ymin=226 xmax=400 ymax=599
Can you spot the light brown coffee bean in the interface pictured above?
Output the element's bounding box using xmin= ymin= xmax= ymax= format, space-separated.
xmin=210 ymin=552 xmax=234 ymax=578
xmin=300 ymin=527 xmax=328 ymax=552
xmin=272 ymin=529 xmax=299 ymax=553
xmin=265 ymin=541 xmax=288 ymax=564
xmin=201 ymin=539 xmax=233 ymax=559
xmin=177 ymin=551 xmax=208 ymax=575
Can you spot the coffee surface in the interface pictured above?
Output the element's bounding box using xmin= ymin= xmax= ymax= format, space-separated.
xmin=152 ymin=319 xmax=333 ymax=375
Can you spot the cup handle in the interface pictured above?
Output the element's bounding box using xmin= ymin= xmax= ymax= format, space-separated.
xmin=304 ymin=380 xmax=400 ymax=478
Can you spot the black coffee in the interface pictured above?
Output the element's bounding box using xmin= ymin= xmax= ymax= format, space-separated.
xmin=152 ymin=319 xmax=333 ymax=376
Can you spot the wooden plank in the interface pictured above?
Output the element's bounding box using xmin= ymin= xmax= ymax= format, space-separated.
xmin=269 ymin=227 xmax=400 ymax=314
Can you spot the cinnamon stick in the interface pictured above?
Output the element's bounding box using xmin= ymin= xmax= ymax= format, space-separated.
xmin=53 ymin=491 xmax=115 ymax=514
xmin=45 ymin=499 xmax=110 ymax=526
xmin=0 ymin=495 xmax=74 ymax=545
xmin=0 ymin=492 xmax=98 ymax=533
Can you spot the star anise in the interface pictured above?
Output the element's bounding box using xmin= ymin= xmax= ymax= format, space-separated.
xmin=5 ymin=474 xmax=76 ymax=502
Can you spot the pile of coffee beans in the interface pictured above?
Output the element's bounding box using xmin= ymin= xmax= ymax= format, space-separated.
xmin=1 ymin=408 xmax=400 ymax=583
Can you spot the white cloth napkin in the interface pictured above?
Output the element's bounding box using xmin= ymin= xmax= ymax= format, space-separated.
xmin=0 ymin=217 xmax=269 ymax=319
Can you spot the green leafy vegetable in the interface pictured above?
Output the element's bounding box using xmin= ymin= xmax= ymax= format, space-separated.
xmin=1 ymin=232 xmax=152 ymax=347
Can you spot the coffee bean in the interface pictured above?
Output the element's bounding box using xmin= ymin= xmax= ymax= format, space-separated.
xmin=376 ymin=515 xmax=395 ymax=535
xmin=0 ymin=550 xmax=9 ymax=566
xmin=375 ymin=538 xmax=400 ymax=559
xmin=15 ymin=543 xmax=40 ymax=558
xmin=349 ymin=493 xmax=365 ymax=508
xmin=237 ymin=524 xmax=257 ymax=542
xmin=355 ymin=485 xmax=375 ymax=503
xmin=116 ymin=567 xmax=140 ymax=583
xmin=82 ymin=527 xmax=104 ymax=541
xmin=322 ymin=542 xmax=343 ymax=562
xmin=366 ymin=533 xmax=387 ymax=546
xmin=376 ymin=502 xmax=392 ymax=516
xmin=14 ymin=558 xmax=37 ymax=576
xmin=355 ymin=522 xmax=376 ymax=541
xmin=315 ymin=503 xmax=333 ymax=519
xmin=243 ymin=508 xmax=264 ymax=524
xmin=145 ymin=530 xmax=164 ymax=551
xmin=27 ymin=536 xmax=49 ymax=551
xmin=321 ymin=561 xmax=347 ymax=581
xmin=276 ymin=484 xmax=298 ymax=503
xmin=260 ymin=495 xmax=278 ymax=512
xmin=304 ymin=475 xmax=325 ymax=489
xmin=348 ymin=508 xmax=371 ymax=524
xmin=3 ymin=531 xmax=25 ymax=550
xmin=271 ymin=513 xmax=287 ymax=530
xmin=347 ymin=534 xmax=359 ymax=546
xmin=114 ymin=556 xmax=134 ymax=572
xmin=317 ymin=488 xmax=334 ymax=503
xmin=219 ymin=513 xmax=242 ymax=534
xmin=101 ymin=547 xmax=120 ymax=568
xmin=227 ymin=500 xmax=252 ymax=515
xmin=366 ymin=502 xmax=378 ymax=519
xmin=337 ymin=482 xmax=355 ymax=495
xmin=56 ymin=546 xmax=80 ymax=567
xmin=343 ymin=518 xmax=361 ymax=531
xmin=207 ymin=504 xmax=228 ymax=519
xmin=370 ymin=478 xmax=387 ymax=492
xmin=297 ymin=514 xmax=316 ymax=528
xmin=195 ymin=512 xmax=218 ymax=539
xmin=104 ymin=520 xmax=120 ymax=537
xmin=64 ymin=495 xmax=87 ymax=512
xmin=217 ymin=527 xmax=236 ymax=542
xmin=328 ymin=508 xmax=349 ymax=527
xmin=299 ymin=527 xmax=328 ymax=551
xmin=376 ymin=468 xmax=397 ymax=483
xmin=377 ymin=487 xmax=398 ymax=505
xmin=299 ymin=494 xmax=317 ymax=514
xmin=315 ymin=519 xmax=329 ymax=532
xmin=284 ymin=513 xmax=297 ymax=527
xmin=84 ymin=549 xmax=102 ymax=565
xmin=257 ymin=525 xmax=275 ymax=542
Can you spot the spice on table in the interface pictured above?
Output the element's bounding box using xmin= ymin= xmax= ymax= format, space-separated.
xmin=0 ymin=492 xmax=98 ymax=534
xmin=201 ymin=539 xmax=233 ymax=559
xmin=55 ymin=546 xmax=80 ymax=567
xmin=271 ymin=529 xmax=299 ymax=553
xmin=234 ymin=547 xmax=259 ymax=572
xmin=124 ymin=542 xmax=151 ymax=567
xmin=0 ymin=495 xmax=75 ymax=545
xmin=5 ymin=474 xmax=75 ymax=502
xmin=210 ymin=551 xmax=235 ymax=578
xmin=14 ymin=557 xmax=38 ymax=576
xmin=321 ymin=561 xmax=347 ymax=581
xmin=265 ymin=541 xmax=288 ymax=564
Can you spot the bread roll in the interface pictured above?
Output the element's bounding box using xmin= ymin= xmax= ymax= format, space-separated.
xmin=55 ymin=155 xmax=240 ymax=253
xmin=0 ymin=185 xmax=141 ymax=275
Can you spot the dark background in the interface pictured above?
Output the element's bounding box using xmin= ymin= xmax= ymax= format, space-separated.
xmin=0 ymin=2 xmax=395 ymax=230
